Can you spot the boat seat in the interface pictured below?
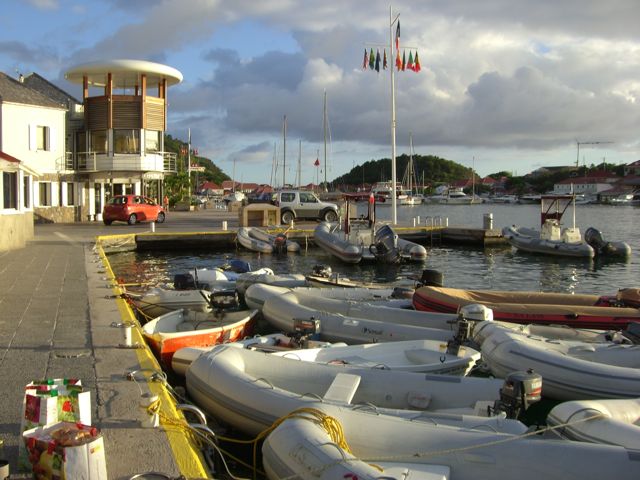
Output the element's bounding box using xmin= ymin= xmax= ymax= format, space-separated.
xmin=323 ymin=373 xmax=361 ymax=404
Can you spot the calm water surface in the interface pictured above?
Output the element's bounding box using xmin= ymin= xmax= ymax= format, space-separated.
xmin=107 ymin=203 xmax=638 ymax=296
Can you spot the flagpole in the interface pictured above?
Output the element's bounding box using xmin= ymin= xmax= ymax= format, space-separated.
xmin=389 ymin=5 xmax=398 ymax=225
xmin=187 ymin=128 xmax=192 ymax=196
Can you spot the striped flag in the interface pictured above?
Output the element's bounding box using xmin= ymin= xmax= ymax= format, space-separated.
xmin=414 ymin=51 xmax=421 ymax=72
xmin=362 ymin=49 xmax=367 ymax=69
xmin=395 ymin=21 xmax=400 ymax=52
xmin=407 ymin=50 xmax=414 ymax=71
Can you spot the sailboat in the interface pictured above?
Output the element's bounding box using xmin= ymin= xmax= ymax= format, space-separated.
xmin=399 ymin=134 xmax=423 ymax=205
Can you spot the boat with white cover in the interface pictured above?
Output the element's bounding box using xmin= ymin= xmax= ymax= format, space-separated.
xmin=271 ymin=338 xmax=481 ymax=376
xmin=546 ymin=398 xmax=640 ymax=450
xmin=186 ymin=344 xmax=513 ymax=436
xmin=171 ymin=332 xmax=339 ymax=376
xmin=261 ymin=402 xmax=640 ymax=480
xmin=474 ymin=321 xmax=640 ymax=400
xmin=236 ymin=226 xmax=300 ymax=254
xmin=234 ymin=272 xmax=307 ymax=296
xmin=244 ymin=283 xmax=412 ymax=310
xmin=128 ymin=287 xmax=215 ymax=317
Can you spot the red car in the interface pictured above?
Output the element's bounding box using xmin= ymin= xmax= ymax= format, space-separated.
xmin=102 ymin=195 xmax=166 ymax=225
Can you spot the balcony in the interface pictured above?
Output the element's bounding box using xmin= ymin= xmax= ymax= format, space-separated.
xmin=60 ymin=151 xmax=177 ymax=173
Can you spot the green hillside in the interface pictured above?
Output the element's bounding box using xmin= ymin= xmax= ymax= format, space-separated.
xmin=164 ymin=134 xmax=230 ymax=184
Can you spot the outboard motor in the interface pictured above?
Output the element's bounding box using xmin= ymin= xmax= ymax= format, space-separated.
xmin=491 ymin=369 xmax=543 ymax=419
xmin=291 ymin=317 xmax=320 ymax=344
xmin=223 ymin=259 xmax=251 ymax=274
xmin=311 ymin=264 xmax=332 ymax=278
xmin=209 ymin=290 xmax=239 ymax=313
xmin=584 ymin=227 xmax=607 ymax=254
xmin=173 ymin=272 xmax=197 ymax=290
xmin=370 ymin=225 xmax=401 ymax=264
xmin=273 ymin=233 xmax=288 ymax=254
xmin=446 ymin=317 xmax=472 ymax=356
xmin=174 ymin=271 xmax=211 ymax=290
xmin=417 ymin=269 xmax=444 ymax=287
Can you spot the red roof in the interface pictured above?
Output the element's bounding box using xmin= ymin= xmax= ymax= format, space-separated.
xmin=0 ymin=151 xmax=21 ymax=163
xmin=200 ymin=181 xmax=221 ymax=190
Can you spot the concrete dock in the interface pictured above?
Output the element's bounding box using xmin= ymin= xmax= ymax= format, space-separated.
xmin=0 ymin=207 xmax=504 ymax=478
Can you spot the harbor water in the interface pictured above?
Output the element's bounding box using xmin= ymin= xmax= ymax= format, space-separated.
xmin=107 ymin=203 xmax=639 ymax=296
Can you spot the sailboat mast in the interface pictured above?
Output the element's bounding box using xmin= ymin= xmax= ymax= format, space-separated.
xmin=283 ymin=115 xmax=287 ymax=187
xmin=323 ymin=90 xmax=327 ymax=191
xmin=297 ymin=139 xmax=302 ymax=189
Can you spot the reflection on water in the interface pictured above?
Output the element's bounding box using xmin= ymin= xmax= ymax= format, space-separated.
xmin=107 ymin=203 xmax=638 ymax=295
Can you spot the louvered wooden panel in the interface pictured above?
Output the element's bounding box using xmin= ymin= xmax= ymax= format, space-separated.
xmin=113 ymin=97 xmax=141 ymax=129
xmin=86 ymin=97 xmax=108 ymax=130
xmin=145 ymin=100 xmax=165 ymax=131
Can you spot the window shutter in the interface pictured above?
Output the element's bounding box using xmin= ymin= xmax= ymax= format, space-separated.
xmin=29 ymin=125 xmax=37 ymax=151
xmin=48 ymin=127 xmax=57 ymax=152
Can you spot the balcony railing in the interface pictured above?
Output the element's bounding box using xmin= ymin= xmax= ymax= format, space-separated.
xmin=56 ymin=151 xmax=177 ymax=173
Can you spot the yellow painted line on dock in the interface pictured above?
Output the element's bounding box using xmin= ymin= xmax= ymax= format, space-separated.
xmin=96 ymin=235 xmax=210 ymax=479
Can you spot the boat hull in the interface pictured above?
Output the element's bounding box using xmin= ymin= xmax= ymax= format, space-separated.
xmin=413 ymin=286 xmax=640 ymax=329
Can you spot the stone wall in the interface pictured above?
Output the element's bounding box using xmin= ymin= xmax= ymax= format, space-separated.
xmin=0 ymin=211 xmax=34 ymax=252
xmin=34 ymin=206 xmax=83 ymax=224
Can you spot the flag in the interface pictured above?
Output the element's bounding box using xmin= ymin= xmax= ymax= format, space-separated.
xmin=402 ymin=50 xmax=406 ymax=71
xmin=407 ymin=50 xmax=414 ymax=71
xmin=375 ymin=49 xmax=381 ymax=72
xmin=362 ymin=49 xmax=367 ymax=69
xmin=395 ymin=21 xmax=400 ymax=52
xmin=396 ymin=49 xmax=402 ymax=70
xmin=369 ymin=48 xmax=375 ymax=69
xmin=414 ymin=51 xmax=421 ymax=72
xmin=314 ymin=158 xmax=320 ymax=167
xmin=383 ymin=49 xmax=387 ymax=70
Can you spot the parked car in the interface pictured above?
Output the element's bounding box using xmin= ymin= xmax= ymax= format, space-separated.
xmin=272 ymin=190 xmax=339 ymax=224
xmin=102 ymin=194 xmax=166 ymax=225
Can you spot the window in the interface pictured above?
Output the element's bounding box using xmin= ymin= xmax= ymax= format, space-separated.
xmin=145 ymin=130 xmax=161 ymax=153
xmin=39 ymin=182 xmax=52 ymax=206
xmin=114 ymin=130 xmax=140 ymax=154
xmin=23 ymin=175 xmax=30 ymax=208
xmin=281 ymin=193 xmax=295 ymax=202
xmin=3 ymin=172 xmax=18 ymax=209
xmin=299 ymin=192 xmax=317 ymax=203
xmin=36 ymin=126 xmax=47 ymax=150
xmin=90 ymin=130 xmax=107 ymax=154
xmin=67 ymin=183 xmax=75 ymax=206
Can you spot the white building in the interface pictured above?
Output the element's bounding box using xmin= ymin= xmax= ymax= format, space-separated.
xmin=0 ymin=72 xmax=67 ymax=249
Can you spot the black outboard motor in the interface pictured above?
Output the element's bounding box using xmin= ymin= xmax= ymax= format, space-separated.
xmin=210 ymin=290 xmax=239 ymax=313
xmin=224 ymin=259 xmax=251 ymax=274
xmin=311 ymin=264 xmax=332 ymax=278
xmin=174 ymin=272 xmax=211 ymax=290
xmin=370 ymin=225 xmax=401 ymax=264
xmin=584 ymin=227 xmax=607 ymax=254
xmin=273 ymin=233 xmax=288 ymax=254
xmin=491 ymin=369 xmax=543 ymax=419
xmin=446 ymin=317 xmax=472 ymax=356
xmin=417 ymin=269 xmax=444 ymax=287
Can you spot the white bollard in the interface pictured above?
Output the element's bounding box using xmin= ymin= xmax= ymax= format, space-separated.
xmin=417 ymin=216 xmax=421 ymax=224
xmin=124 ymin=324 xmax=132 ymax=347
xmin=150 ymin=221 xmax=155 ymax=232
xmin=222 ymin=220 xmax=227 ymax=230
xmin=412 ymin=217 xmax=417 ymax=227
xmin=140 ymin=393 xmax=160 ymax=428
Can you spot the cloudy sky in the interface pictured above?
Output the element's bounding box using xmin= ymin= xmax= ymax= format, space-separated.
xmin=2 ymin=0 xmax=639 ymax=185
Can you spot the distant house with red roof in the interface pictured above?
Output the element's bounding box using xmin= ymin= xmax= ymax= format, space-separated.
xmin=198 ymin=181 xmax=223 ymax=196
xmin=624 ymin=160 xmax=640 ymax=176
xmin=553 ymin=173 xmax=618 ymax=196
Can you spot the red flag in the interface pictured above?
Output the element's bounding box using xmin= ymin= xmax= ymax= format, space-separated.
xmin=395 ymin=21 xmax=400 ymax=52
xmin=314 ymin=158 xmax=320 ymax=167
xmin=362 ymin=49 xmax=367 ymax=69
xmin=407 ymin=51 xmax=414 ymax=71
xmin=414 ymin=51 xmax=421 ymax=72
xmin=383 ymin=49 xmax=387 ymax=70
xmin=402 ymin=50 xmax=406 ymax=71
xmin=396 ymin=50 xmax=402 ymax=70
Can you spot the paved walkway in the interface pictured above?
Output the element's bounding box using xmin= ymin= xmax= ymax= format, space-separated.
xmin=0 ymin=209 xmax=238 ymax=479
